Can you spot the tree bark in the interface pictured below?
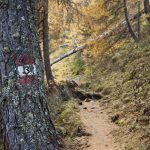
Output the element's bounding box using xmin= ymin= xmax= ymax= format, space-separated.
xmin=123 ymin=0 xmax=139 ymax=42
xmin=144 ymin=0 xmax=150 ymax=23
xmin=0 ymin=0 xmax=61 ymax=149
xmin=43 ymin=0 xmax=54 ymax=85
xmin=0 ymin=111 xmax=3 ymax=148
xmin=137 ymin=1 xmax=141 ymax=39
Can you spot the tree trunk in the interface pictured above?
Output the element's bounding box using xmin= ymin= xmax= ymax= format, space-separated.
xmin=0 ymin=0 xmax=61 ymax=149
xmin=137 ymin=0 xmax=141 ymax=39
xmin=43 ymin=0 xmax=54 ymax=85
xmin=144 ymin=0 xmax=150 ymax=23
xmin=0 ymin=111 xmax=3 ymax=148
xmin=123 ymin=0 xmax=139 ymax=42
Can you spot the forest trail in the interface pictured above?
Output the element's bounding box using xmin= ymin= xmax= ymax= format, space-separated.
xmin=79 ymin=101 xmax=122 ymax=150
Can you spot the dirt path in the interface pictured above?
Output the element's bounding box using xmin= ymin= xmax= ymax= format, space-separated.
xmin=79 ymin=101 xmax=122 ymax=150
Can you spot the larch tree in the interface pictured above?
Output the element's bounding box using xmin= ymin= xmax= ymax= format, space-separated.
xmin=0 ymin=0 xmax=61 ymax=149
xmin=43 ymin=0 xmax=54 ymax=85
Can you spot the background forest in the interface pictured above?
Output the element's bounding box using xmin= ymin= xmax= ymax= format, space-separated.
xmin=46 ymin=0 xmax=150 ymax=150
xmin=38 ymin=0 xmax=150 ymax=149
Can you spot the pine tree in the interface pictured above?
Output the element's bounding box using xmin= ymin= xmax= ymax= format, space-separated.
xmin=0 ymin=0 xmax=61 ymax=149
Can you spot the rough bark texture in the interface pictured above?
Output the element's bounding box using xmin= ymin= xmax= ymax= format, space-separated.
xmin=43 ymin=0 xmax=53 ymax=84
xmin=0 ymin=111 xmax=3 ymax=147
xmin=0 ymin=0 xmax=61 ymax=149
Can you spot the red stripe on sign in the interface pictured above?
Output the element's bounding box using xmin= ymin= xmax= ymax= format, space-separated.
xmin=17 ymin=76 xmax=35 ymax=85
xmin=15 ymin=53 xmax=34 ymax=65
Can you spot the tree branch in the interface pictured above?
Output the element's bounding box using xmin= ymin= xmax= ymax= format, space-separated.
xmin=50 ymin=45 xmax=86 ymax=66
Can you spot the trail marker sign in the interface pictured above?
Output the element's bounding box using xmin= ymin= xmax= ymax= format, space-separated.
xmin=15 ymin=53 xmax=36 ymax=85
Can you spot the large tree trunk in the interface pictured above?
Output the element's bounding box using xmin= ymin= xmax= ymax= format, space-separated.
xmin=0 ymin=0 xmax=61 ymax=149
xmin=43 ymin=0 xmax=54 ymax=85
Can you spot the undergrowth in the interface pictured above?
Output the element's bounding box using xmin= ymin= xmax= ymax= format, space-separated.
xmin=71 ymin=52 xmax=84 ymax=75
xmin=49 ymin=98 xmax=81 ymax=139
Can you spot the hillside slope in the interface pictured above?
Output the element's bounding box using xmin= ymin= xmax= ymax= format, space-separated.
xmin=81 ymin=38 xmax=150 ymax=150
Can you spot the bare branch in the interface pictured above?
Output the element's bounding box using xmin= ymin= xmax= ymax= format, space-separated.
xmin=51 ymin=45 xmax=86 ymax=66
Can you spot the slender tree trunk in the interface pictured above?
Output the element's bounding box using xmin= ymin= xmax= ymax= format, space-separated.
xmin=43 ymin=0 xmax=54 ymax=85
xmin=137 ymin=0 xmax=141 ymax=39
xmin=123 ymin=0 xmax=139 ymax=42
xmin=0 ymin=0 xmax=61 ymax=149
xmin=144 ymin=0 xmax=150 ymax=23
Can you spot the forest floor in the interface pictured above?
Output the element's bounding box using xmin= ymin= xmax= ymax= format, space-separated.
xmin=52 ymin=47 xmax=123 ymax=150
xmin=52 ymin=39 xmax=150 ymax=150
xmin=76 ymin=101 xmax=122 ymax=150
